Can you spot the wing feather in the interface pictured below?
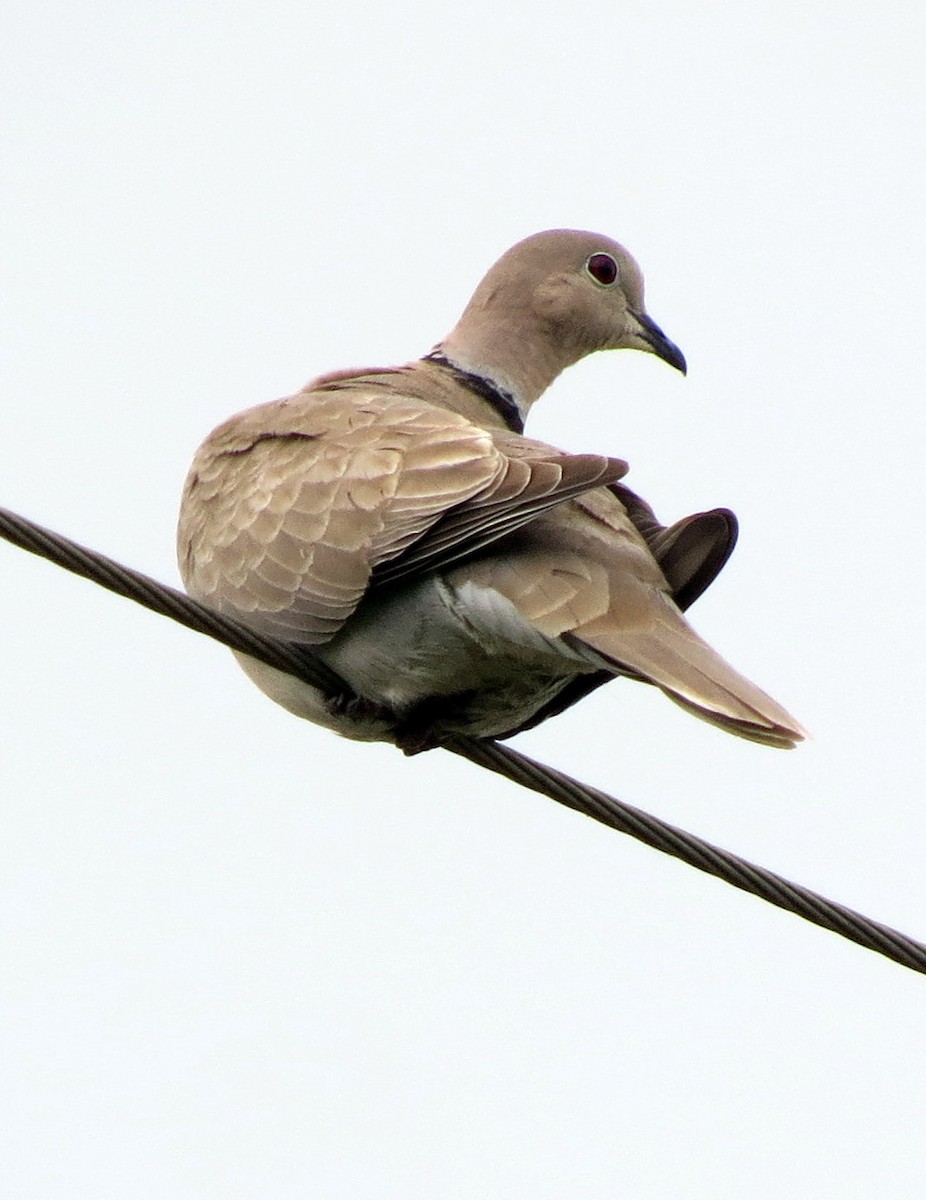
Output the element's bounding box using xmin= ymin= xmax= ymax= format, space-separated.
xmin=178 ymin=384 xmax=623 ymax=645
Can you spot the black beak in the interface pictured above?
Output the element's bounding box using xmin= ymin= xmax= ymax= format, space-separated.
xmin=632 ymin=311 xmax=687 ymax=375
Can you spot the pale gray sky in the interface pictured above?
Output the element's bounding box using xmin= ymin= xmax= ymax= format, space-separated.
xmin=2 ymin=2 xmax=926 ymax=1196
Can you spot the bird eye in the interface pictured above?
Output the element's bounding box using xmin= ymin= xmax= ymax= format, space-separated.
xmin=586 ymin=253 xmax=619 ymax=286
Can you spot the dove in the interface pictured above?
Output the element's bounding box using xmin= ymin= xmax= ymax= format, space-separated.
xmin=177 ymin=229 xmax=805 ymax=752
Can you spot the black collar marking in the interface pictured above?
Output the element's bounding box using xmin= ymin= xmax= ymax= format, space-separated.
xmin=423 ymin=351 xmax=524 ymax=434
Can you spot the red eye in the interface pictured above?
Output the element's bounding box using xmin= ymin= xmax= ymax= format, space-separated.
xmin=586 ymin=253 xmax=619 ymax=285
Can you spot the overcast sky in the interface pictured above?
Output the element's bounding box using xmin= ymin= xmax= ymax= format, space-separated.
xmin=3 ymin=3 xmax=926 ymax=1197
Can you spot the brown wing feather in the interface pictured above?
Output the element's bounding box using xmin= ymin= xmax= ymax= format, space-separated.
xmin=373 ymin=451 xmax=626 ymax=586
xmin=179 ymin=388 xmax=508 ymax=641
xmin=178 ymin=385 xmax=624 ymax=645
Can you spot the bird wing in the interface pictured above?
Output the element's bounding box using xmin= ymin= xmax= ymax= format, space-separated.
xmin=372 ymin=429 xmax=626 ymax=586
xmin=177 ymin=384 xmax=625 ymax=644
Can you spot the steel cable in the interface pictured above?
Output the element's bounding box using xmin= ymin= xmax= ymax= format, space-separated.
xmin=2 ymin=503 xmax=924 ymax=976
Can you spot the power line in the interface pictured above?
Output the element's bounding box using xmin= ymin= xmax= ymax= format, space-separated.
xmin=2 ymin=503 xmax=924 ymax=976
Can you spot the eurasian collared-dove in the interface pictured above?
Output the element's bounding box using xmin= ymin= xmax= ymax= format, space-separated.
xmin=178 ymin=229 xmax=805 ymax=752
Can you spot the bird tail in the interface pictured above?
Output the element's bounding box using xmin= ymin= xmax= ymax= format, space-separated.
xmin=660 ymin=690 xmax=804 ymax=749
xmin=574 ymin=608 xmax=807 ymax=749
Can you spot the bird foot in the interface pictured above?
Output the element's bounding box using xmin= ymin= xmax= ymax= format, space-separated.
xmin=325 ymin=691 xmax=393 ymax=724
xmin=392 ymin=693 xmax=478 ymax=756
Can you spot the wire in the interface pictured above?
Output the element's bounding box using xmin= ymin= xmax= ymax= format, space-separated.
xmin=2 ymin=503 xmax=924 ymax=976
xmin=445 ymin=738 xmax=926 ymax=971
xmin=0 ymin=506 xmax=353 ymax=698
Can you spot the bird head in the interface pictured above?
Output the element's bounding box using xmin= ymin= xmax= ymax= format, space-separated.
xmin=436 ymin=229 xmax=686 ymax=418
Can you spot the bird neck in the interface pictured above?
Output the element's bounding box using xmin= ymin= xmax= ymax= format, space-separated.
xmin=434 ymin=312 xmax=583 ymax=423
xmin=421 ymin=351 xmax=525 ymax=434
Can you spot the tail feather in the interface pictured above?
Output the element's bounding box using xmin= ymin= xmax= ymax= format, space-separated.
xmin=663 ymin=691 xmax=802 ymax=749
xmin=575 ymin=604 xmax=807 ymax=749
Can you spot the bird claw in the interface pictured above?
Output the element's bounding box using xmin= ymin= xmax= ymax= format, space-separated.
xmin=325 ymin=691 xmax=393 ymax=723
xmin=392 ymin=692 xmax=479 ymax=755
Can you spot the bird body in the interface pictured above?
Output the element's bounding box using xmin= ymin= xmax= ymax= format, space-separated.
xmin=178 ymin=231 xmax=805 ymax=751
